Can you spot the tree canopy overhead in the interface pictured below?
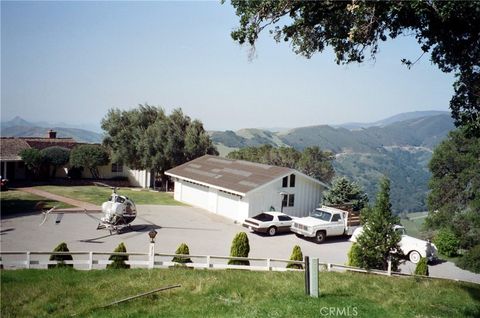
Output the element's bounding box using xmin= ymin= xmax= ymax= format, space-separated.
xmin=227 ymin=0 xmax=480 ymax=135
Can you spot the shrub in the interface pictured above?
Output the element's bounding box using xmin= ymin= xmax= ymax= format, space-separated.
xmin=347 ymin=243 xmax=363 ymax=267
xmin=286 ymin=245 xmax=303 ymax=269
xmin=228 ymin=232 xmax=250 ymax=266
xmin=70 ymin=144 xmax=109 ymax=179
xmin=41 ymin=146 xmax=70 ymax=178
xmin=107 ymin=242 xmax=130 ymax=269
xmin=456 ymin=245 xmax=480 ymax=274
xmin=434 ymin=228 xmax=460 ymax=257
xmin=48 ymin=242 xmax=73 ymax=269
xmin=414 ymin=257 xmax=429 ymax=276
xmin=172 ymin=243 xmax=193 ymax=264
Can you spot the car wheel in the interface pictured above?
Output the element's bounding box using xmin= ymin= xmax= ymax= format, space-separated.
xmin=268 ymin=226 xmax=277 ymax=236
xmin=409 ymin=250 xmax=421 ymax=264
xmin=315 ymin=231 xmax=326 ymax=243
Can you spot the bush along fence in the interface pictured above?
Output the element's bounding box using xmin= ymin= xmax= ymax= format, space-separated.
xmin=0 ymin=249 xmax=466 ymax=283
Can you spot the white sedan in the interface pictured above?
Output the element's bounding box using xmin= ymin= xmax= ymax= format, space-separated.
xmin=242 ymin=212 xmax=295 ymax=236
xmin=350 ymin=225 xmax=438 ymax=264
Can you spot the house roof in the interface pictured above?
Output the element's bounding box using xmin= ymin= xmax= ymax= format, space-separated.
xmin=0 ymin=138 xmax=31 ymax=160
xmin=165 ymin=155 xmax=327 ymax=196
xmin=0 ymin=136 xmax=79 ymax=161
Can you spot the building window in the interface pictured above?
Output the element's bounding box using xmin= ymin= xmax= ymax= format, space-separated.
xmin=289 ymin=174 xmax=295 ymax=187
xmin=288 ymin=194 xmax=295 ymax=207
xmin=111 ymin=163 xmax=123 ymax=173
xmin=282 ymin=194 xmax=288 ymax=207
xmin=282 ymin=176 xmax=288 ymax=187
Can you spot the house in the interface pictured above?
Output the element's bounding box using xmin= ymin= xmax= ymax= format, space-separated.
xmin=165 ymin=155 xmax=329 ymax=222
xmin=0 ymin=130 xmax=146 ymax=186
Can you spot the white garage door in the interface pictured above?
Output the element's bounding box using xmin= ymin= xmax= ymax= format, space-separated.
xmin=216 ymin=192 xmax=241 ymax=221
xmin=180 ymin=183 xmax=209 ymax=211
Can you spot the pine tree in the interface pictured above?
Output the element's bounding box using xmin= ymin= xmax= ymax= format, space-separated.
xmin=356 ymin=178 xmax=403 ymax=271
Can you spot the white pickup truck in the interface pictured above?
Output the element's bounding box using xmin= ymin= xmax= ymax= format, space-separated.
xmin=290 ymin=205 xmax=361 ymax=243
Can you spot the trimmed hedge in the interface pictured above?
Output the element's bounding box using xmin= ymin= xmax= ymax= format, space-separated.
xmin=347 ymin=243 xmax=362 ymax=267
xmin=48 ymin=242 xmax=73 ymax=269
xmin=228 ymin=232 xmax=250 ymax=266
xmin=414 ymin=257 xmax=429 ymax=276
xmin=286 ymin=245 xmax=303 ymax=269
xmin=172 ymin=243 xmax=193 ymax=264
xmin=107 ymin=242 xmax=130 ymax=269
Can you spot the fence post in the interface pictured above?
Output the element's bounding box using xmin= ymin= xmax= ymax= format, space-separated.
xmin=309 ymin=257 xmax=319 ymax=298
xmin=206 ymin=255 xmax=211 ymax=268
xmin=266 ymin=258 xmax=271 ymax=271
xmin=387 ymin=256 xmax=392 ymax=276
xmin=26 ymin=252 xmax=31 ymax=269
xmin=148 ymin=243 xmax=155 ymax=269
xmin=88 ymin=252 xmax=93 ymax=270
xmin=327 ymin=263 xmax=332 ymax=272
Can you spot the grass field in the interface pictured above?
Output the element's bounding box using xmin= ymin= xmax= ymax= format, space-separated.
xmin=1 ymin=268 xmax=479 ymax=318
xmin=33 ymin=185 xmax=184 ymax=206
xmin=400 ymin=212 xmax=429 ymax=239
xmin=0 ymin=189 xmax=73 ymax=215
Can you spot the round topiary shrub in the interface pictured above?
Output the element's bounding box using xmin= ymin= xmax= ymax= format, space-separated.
xmin=286 ymin=245 xmax=303 ymax=269
xmin=228 ymin=232 xmax=250 ymax=266
xmin=107 ymin=242 xmax=130 ymax=269
xmin=434 ymin=228 xmax=460 ymax=257
xmin=347 ymin=243 xmax=362 ymax=267
xmin=414 ymin=257 xmax=429 ymax=276
xmin=456 ymin=244 xmax=480 ymax=274
xmin=172 ymin=243 xmax=193 ymax=264
xmin=49 ymin=242 xmax=73 ymax=269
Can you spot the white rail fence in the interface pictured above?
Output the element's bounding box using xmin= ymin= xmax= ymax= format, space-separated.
xmin=0 ymin=250 xmax=446 ymax=282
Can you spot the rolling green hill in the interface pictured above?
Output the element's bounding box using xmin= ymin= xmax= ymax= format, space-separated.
xmin=210 ymin=113 xmax=454 ymax=213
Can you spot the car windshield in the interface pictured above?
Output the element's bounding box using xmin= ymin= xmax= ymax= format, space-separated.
xmin=311 ymin=210 xmax=332 ymax=222
xmin=252 ymin=213 xmax=274 ymax=222
xmin=395 ymin=227 xmax=406 ymax=235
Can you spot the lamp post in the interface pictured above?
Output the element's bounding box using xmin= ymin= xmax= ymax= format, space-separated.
xmin=148 ymin=229 xmax=157 ymax=269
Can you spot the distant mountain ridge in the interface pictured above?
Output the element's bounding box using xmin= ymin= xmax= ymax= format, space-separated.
xmin=334 ymin=110 xmax=450 ymax=130
xmin=1 ymin=117 xmax=103 ymax=143
xmin=210 ymin=111 xmax=455 ymax=213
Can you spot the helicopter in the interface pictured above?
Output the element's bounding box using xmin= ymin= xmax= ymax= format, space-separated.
xmin=40 ymin=186 xmax=137 ymax=235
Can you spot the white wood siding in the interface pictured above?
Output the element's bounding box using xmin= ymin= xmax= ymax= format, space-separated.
xmin=244 ymin=173 xmax=323 ymax=218
xmin=172 ymin=172 xmax=323 ymax=222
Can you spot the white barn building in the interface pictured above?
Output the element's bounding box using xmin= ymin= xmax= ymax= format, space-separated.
xmin=165 ymin=155 xmax=328 ymax=222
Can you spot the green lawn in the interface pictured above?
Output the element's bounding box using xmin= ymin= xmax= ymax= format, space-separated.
xmin=0 ymin=189 xmax=73 ymax=215
xmin=400 ymin=212 xmax=428 ymax=239
xmin=33 ymin=185 xmax=184 ymax=206
xmin=1 ymin=268 xmax=478 ymax=318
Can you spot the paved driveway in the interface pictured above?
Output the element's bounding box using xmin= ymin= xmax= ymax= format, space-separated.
xmin=1 ymin=205 xmax=479 ymax=283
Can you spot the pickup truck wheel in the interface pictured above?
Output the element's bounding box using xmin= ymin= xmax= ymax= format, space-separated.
xmin=315 ymin=231 xmax=326 ymax=243
xmin=267 ymin=226 xmax=277 ymax=236
xmin=409 ymin=251 xmax=421 ymax=264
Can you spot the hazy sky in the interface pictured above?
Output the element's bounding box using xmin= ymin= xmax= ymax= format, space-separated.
xmin=1 ymin=1 xmax=455 ymax=131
